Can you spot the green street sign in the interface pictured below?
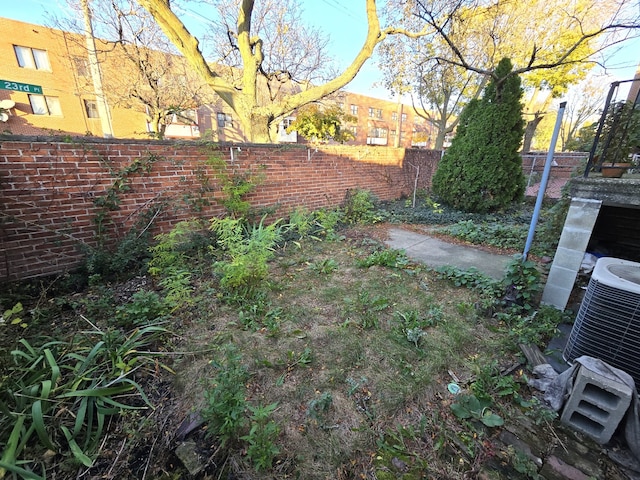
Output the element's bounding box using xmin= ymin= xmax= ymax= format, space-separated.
xmin=0 ymin=79 xmax=43 ymax=94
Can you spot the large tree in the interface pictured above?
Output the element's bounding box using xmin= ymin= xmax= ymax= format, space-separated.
xmin=432 ymin=58 xmax=525 ymax=213
xmin=381 ymin=0 xmax=640 ymax=150
xmin=137 ymin=0 xmax=428 ymax=143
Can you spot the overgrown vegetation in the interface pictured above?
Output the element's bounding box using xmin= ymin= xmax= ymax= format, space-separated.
xmin=1 ymin=193 xmax=582 ymax=479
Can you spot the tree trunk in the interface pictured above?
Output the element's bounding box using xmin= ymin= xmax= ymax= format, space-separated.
xmin=434 ymin=128 xmax=446 ymax=150
xmin=150 ymin=112 xmax=163 ymax=139
xmin=522 ymin=115 xmax=543 ymax=153
xmin=242 ymin=112 xmax=272 ymax=144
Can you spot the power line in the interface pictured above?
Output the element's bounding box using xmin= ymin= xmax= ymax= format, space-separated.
xmin=316 ymin=0 xmax=360 ymax=21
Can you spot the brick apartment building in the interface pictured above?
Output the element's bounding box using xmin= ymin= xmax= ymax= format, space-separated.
xmin=0 ymin=17 xmax=434 ymax=147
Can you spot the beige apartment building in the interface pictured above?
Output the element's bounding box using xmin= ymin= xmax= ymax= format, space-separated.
xmin=0 ymin=17 xmax=434 ymax=147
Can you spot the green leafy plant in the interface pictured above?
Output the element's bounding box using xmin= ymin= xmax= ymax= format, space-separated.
xmin=1 ymin=303 xmax=26 ymax=329
xmin=436 ymin=266 xmax=501 ymax=310
xmin=202 ymin=345 xmax=250 ymax=446
xmin=344 ymin=290 xmax=390 ymax=329
xmin=288 ymin=206 xmax=321 ymax=244
xmin=208 ymin=155 xmax=266 ymax=218
xmin=450 ymin=394 xmax=504 ymax=427
xmin=115 ymin=290 xmax=168 ymax=328
xmin=237 ymin=295 xmax=286 ymax=335
xmin=309 ymin=258 xmax=339 ymax=274
xmin=210 ymin=216 xmax=283 ymax=298
xmin=241 ymin=403 xmax=280 ymax=471
xmin=438 ymin=220 xmax=527 ymax=250
xmin=312 ymin=208 xmax=344 ymax=240
xmin=393 ymin=308 xmax=443 ymax=347
xmin=0 ymin=322 xmax=167 ymax=476
xmin=357 ymin=248 xmax=409 ymax=269
xmin=504 ymin=305 xmax=570 ymax=347
xmin=342 ymin=189 xmax=382 ymax=225
xmin=502 ymin=254 xmax=541 ymax=313
xmin=306 ymin=392 xmax=333 ymax=425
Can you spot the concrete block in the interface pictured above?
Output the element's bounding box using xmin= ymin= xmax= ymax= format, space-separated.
xmin=541 ymin=285 xmax=573 ymax=310
xmin=545 ymin=265 xmax=579 ymax=292
xmin=561 ymin=365 xmax=632 ymax=444
xmin=556 ymin=227 xmax=592 ymax=252
xmin=551 ymin=247 xmax=587 ymax=271
xmin=563 ymin=199 xmax=602 ymax=231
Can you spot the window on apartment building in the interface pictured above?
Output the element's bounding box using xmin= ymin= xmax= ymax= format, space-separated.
xmin=348 ymin=125 xmax=357 ymax=136
xmin=337 ymin=102 xmax=344 ymax=110
xmin=14 ymin=45 xmax=51 ymax=70
xmin=390 ymin=129 xmax=397 ymax=138
xmin=217 ymin=112 xmax=233 ymax=128
xmin=391 ymin=112 xmax=398 ymax=122
xmin=368 ymin=127 xmax=388 ymax=138
xmin=350 ymin=104 xmax=358 ymax=115
xmin=375 ymin=108 xmax=383 ymax=119
xmin=28 ymin=95 xmax=62 ymax=116
xmin=401 ymin=113 xmax=407 ymax=122
xmin=171 ymin=109 xmax=198 ymax=125
xmin=84 ymin=99 xmax=100 ymax=118
xmin=73 ymin=57 xmax=89 ymax=77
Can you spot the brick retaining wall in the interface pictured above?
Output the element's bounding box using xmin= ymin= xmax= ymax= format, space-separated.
xmin=0 ymin=137 xmax=441 ymax=282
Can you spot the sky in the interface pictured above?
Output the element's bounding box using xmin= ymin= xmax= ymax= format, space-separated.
xmin=2 ymin=0 xmax=640 ymax=103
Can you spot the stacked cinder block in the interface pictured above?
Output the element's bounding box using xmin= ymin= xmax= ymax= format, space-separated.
xmin=561 ymin=365 xmax=632 ymax=444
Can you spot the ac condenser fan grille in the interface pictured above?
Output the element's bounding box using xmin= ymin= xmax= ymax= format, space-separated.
xmin=564 ymin=258 xmax=640 ymax=385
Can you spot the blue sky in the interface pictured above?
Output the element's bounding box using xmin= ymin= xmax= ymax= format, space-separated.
xmin=3 ymin=0 xmax=639 ymax=101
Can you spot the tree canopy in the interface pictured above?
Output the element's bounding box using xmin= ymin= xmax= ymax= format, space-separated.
xmin=286 ymin=104 xmax=355 ymax=144
xmin=136 ymin=0 xmax=428 ymax=143
xmin=380 ymin=0 xmax=640 ymax=150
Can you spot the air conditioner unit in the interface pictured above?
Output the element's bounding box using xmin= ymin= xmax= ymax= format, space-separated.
xmin=564 ymin=257 xmax=640 ymax=384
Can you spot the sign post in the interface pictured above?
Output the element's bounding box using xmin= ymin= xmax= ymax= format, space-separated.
xmin=0 ymin=80 xmax=43 ymax=94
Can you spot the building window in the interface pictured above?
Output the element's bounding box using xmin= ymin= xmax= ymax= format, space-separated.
xmin=350 ymin=104 xmax=358 ymax=115
xmin=171 ymin=109 xmax=197 ymax=125
xmin=14 ymin=45 xmax=51 ymax=70
xmin=74 ymin=57 xmax=89 ymax=77
xmin=368 ymin=107 xmax=374 ymax=118
xmin=375 ymin=108 xmax=383 ymax=119
xmin=368 ymin=127 xmax=387 ymax=138
xmin=217 ymin=112 xmax=233 ymax=128
xmin=28 ymin=95 xmax=61 ymax=116
xmin=391 ymin=112 xmax=398 ymax=122
xmin=390 ymin=129 xmax=397 ymax=138
xmin=348 ymin=125 xmax=357 ymax=135
xmin=401 ymin=113 xmax=407 ymax=123
xmin=337 ymin=102 xmax=344 ymax=110
xmin=84 ymin=99 xmax=99 ymax=118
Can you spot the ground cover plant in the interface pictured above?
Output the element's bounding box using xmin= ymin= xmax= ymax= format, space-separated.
xmin=0 ymin=192 xmax=587 ymax=479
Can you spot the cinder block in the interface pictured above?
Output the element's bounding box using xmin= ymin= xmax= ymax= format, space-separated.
xmin=561 ymin=365 xmax=632 ymax=444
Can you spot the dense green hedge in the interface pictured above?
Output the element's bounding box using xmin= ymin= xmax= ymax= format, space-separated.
xmin=432 ymin=58 xmax=525 ymax=213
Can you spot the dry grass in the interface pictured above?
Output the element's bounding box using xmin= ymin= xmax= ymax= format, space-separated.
xmin=163 ymin=226 xmax=519 ymax=479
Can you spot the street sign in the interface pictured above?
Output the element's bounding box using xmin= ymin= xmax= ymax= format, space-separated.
xmin=0 ymin=80 xmax=43 ymax=94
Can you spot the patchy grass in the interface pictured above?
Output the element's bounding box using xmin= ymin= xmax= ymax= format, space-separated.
xmin=1 ymin=200 xmax=577 ymax=479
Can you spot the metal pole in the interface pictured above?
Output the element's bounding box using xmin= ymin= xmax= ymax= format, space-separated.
xmin=523 ymin=101 xmax=567 ymax=261
xmin=81 ymin=0 xmax=114 ymax=138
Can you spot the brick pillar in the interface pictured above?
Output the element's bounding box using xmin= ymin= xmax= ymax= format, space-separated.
xmin=542 ymin=198 xmax=602 ymax=309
